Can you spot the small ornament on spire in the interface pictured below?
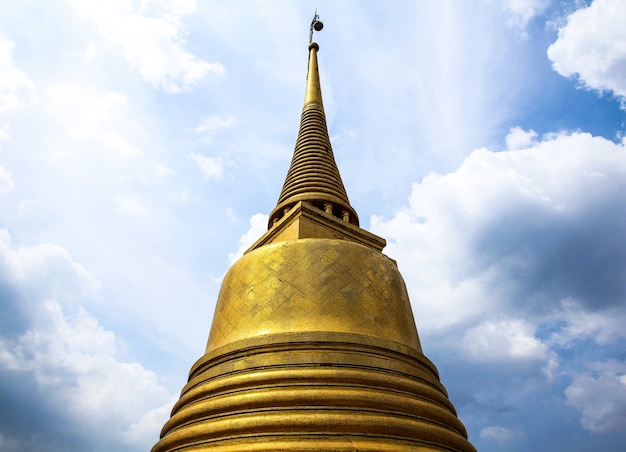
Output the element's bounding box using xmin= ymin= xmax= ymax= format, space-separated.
xmin=309 ymin=10 xmax=323 ymax=43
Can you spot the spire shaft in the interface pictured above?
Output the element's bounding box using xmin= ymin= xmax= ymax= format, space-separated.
xmin=304 ymin=43 xmax=323 ymax=106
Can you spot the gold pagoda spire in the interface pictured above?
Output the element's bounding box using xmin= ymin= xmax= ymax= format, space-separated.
xmin=268 ymin=17 xmax=358 ymax=228
xmin=152 ymin=14 xmax=476 ymax=452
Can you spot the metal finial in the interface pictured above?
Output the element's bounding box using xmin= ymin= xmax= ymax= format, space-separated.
xmin=309 ymin=10 xmax=323 ymax=43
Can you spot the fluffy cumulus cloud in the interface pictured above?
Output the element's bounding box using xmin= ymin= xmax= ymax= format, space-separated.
xmin=373 ymin=129 xmax=626 ymax=330
xmin=0 ymin=229 xmax=99 ymax=303
xmin=549 ymin=298 xmax=626 ymax=346
xmin=505 ymin=125 xmax=539 ymax=150
xmin=0 ymin=300 xmax=173 ymax=443
xmin=228 ymin=213 xmax=268 ymax=265
xmin=0 ymin=230 xmax=174 ymax=450
xmin=566 ymin=361 xmax=626 ymax=433
xmin=67 ymin=0 xmax=224 ymax=92
xmin=548 ymin=0 xmax=626 ymax=106
xmin=462 ymin=318 xmax=548 ymax=361
xmin=371 ymin=128 xmax=626 ymax=435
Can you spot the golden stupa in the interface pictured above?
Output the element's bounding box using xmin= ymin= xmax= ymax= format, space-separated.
xmin=153 ymin=14 xmax=476 ymax=452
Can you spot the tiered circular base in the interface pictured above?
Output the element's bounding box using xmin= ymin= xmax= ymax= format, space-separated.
xmin=152 ymin=332 xmax=476 ymax=452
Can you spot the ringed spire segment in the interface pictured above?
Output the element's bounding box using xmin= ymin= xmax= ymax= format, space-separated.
xmin=269 ymin=14 xmax=359 ymax=229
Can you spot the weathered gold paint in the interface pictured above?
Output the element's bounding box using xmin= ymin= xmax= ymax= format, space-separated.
xmin=152 ymin=38 xmax=476 ymax=452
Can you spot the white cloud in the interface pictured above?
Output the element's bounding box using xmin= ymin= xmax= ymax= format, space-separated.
xmin=566 ymin=364 xmax=626 ymax=433
xmin=549 ymin=299 xmax=626 ymax=346
xmin=373 ymin=130 xmax=626 ymax=326
xmin=228 ymin=213 xmax=268 ymax=265
xmin=463 ymin=318 xmax=548 ymax=361
xmin=480 ymin=425 xmax=520 ymax=445
xmin=0 ymin=36 xmax=36 ymax=111
xmin=368 ymin=129 xmax=626 ymax=448
xmin=542 ymin=352 xmax=560 ymax=381
xmin=0 ymin=230 xmax=173 ymax=450
xmin=189 ymin=152 xmax=223 ymax=180
xmin=502 ymin=0 xmax=550 ymax=32
xmin=506 ymin=126 xmax=539 ymax=150
xmin=123 ymin=395 xmax=177 ymax=446
xmin=371 ymin=129 xmax=626 ymax=383
xmin=548 ymin=0 xmax=626 ymax=106
xmin=0 ymin=228 xmax=100 ymax=303
xmin=67 ymin=0 xmax=224 ymax=93
xmin=0 ymin=300 xmax=172 ymax=449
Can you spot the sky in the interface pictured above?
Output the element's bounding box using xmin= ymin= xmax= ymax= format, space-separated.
xmin=0 ymin=0 xmax=625 ymax=451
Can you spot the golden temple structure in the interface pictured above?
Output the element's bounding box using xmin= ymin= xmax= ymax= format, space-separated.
xmin=153 ymin=15 xmax=476 ymax=452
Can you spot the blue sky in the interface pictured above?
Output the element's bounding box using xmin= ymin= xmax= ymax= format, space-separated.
xmin=0 ymin=1 xmax=625 ymax=451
